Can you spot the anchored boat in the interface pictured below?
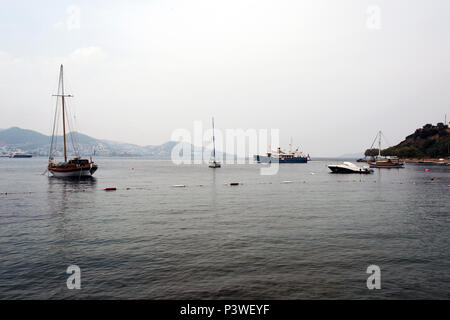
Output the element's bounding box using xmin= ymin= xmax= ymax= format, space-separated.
xmin=208 ymin=117 xmax=221 ymax=168
xmin=369 ymin=157 xmax=404 ymax=168
xmin=47 ymin=65 xmax=98 ymax=178
xmin=328 ymin=162 xmax=373 ymax=174
xmin=10 ymin=152 xmax=32 ymax=158
xmin=254 ymin=138 xmax=309 ymax=163
xmin=367 ymin=131 xmax=404 ymax=168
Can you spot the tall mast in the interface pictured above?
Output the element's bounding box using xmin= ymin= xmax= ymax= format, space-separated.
xmin=212 ymin=117 xmax=216 ymax=161
xmin=378 ymin=130 xmax=382 ymax=157
xmin=61 ymin=65 xmax=67 ymax=162
xmin=52 ymin=65 xmax=73 ymax=162
xmin=289 ymin=137 xmax=293 ymax=154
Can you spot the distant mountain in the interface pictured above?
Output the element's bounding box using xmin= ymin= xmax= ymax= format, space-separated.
xmin=364 ymin=123 xmax=450 ymax=158
xmin=0 ymin=127 xmax=49 ymax=147
xmin=0 ymin=127 xmax=220 ymax=159
xmin=337 ymin=152 xmax=365 ymax=159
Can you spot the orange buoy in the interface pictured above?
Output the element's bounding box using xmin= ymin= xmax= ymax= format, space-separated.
xmin=230 ymin=182 xmax=239 ymax=186
xmin=425 ymin=169 xmax=429 ymax=172
xmin=104 ymin=187 xmax=117 ymax=191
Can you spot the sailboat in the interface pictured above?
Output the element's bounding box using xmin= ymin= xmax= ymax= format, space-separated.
xmin=47 ymin=65 xmax=98 ymax=177
xmin=208 ymin=117 xmax=221 ymax=168
xmin=368 ymin=130 xmax=404 ymax=168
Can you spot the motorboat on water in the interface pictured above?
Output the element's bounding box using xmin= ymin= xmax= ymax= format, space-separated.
xmin=47 ymin=65 xmax=98 ymax=178
xmin=10 ymin=152 xmax=33 ymax=158
xmin=328 ymin=162 xmax=374 ymax=174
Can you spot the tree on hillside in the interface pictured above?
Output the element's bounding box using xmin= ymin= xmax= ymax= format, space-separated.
xmin=364 ymin=148 xmax=379 ymax=157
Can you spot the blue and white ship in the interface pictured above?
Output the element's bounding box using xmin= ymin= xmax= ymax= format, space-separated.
xmin=254 ymin=143 xmax=310 ymax=164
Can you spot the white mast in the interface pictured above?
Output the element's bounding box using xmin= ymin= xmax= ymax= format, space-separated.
xmin=52 ymin=65 xmax=73 ymax=162
xmin=212 ymin=117 xmax=216 ymax=161
xmin=378 ymin=130 xmax=382 ymax=157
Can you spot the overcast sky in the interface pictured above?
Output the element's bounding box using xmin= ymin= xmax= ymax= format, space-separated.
xmin=0 ymin=0 xmax=449 ymax=156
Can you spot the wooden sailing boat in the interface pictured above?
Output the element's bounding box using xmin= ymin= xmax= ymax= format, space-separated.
xmin=368 ymin=130 xmax=404 ymax=168
xmin=47 ymin=65 xmax=98 ymax=177
xmin=208 ymin=117 xmax=221 ymax=168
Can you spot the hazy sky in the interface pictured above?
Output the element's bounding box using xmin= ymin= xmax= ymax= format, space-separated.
xmin=0 ymin=0 xmax=449 ymax=156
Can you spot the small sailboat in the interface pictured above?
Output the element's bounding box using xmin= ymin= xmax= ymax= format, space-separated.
xmin=208 ymin=117 xmax=221 ymax=168
xmin=47 ymin=65 xmax=98 ymax=178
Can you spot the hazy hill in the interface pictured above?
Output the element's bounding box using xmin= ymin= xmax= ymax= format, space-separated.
xmin=0 ymin=127 xmax=224 ymax=159
xmin=365 ymin=123 xmax=450 ymax=158
xmin=0 ymin=127 xmax=49 ymax=147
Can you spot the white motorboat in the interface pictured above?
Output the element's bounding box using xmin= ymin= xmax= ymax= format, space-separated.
xmin=328 ymin=162 xmax=373 ymax=174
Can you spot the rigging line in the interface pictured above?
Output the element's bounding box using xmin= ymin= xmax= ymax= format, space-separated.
xmin=70 ymin=106 xmax=81 ymax=156
xmin=63 ymin=80 xmax=80 ymax=155
xmin=369 ymin=131 xmax=379 ymax=150
xmin=381 ymin=131 xmax=392 ymax=148
xmin=66 ymin=100 xmax=80 ymax=157
xmin=54 ymin=104 xmax=60 ymax=157
xmin=49 ymin=75 xmax=62 ymax=158
xmin=65 ymin=75 xmax=80 ymax=152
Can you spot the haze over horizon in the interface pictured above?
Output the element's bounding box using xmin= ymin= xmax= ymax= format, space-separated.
xmin=1 ymin=0 xmax=449 ymax=156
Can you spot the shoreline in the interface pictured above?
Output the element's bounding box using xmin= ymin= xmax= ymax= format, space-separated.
xmin=402 ymin=158 xmax=449 ymax=164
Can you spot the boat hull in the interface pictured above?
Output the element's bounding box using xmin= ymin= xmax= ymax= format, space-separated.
xmin=11 ymin=154 xmax=33 ymax=158
xmin=48 ymin=161 xmax=98 ymax=178
xmin=254 ymin=155 xmax=308 ymax=163
xmin=49 ymin=168 xmax=96 ymax=177
xmin=369 ymin=161 xmax=404 ymax=168
xmin=369 ymin=164 xmax=404 ymax=168
xmin=328 ymin=165 xmax=373 ymax=174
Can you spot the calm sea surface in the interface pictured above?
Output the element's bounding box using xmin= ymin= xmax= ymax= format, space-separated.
xmin=0 ymin=158 xmax=449 ymax=299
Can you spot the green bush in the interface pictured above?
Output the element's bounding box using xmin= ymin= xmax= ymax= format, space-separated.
xmin=364 ymin=148 xmax=379 ymax=157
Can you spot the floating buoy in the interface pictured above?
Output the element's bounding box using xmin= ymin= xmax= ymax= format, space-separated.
xmin=430 ymin=177 xmax=435 ymax=181
xmin=230 ymin=182 xmax=239 ymax=186
xmin=131 ymin=168 xmax=135 ymax=171
xmin=282 ymin=181 xmax=293 ymax=184
xmin=425 ymin=169 xmax=429 ymax=172
xmin=104 ymin=187 xmax=117 ymax=191
xmin=173 ymin=184 xmax=186 ymax=188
